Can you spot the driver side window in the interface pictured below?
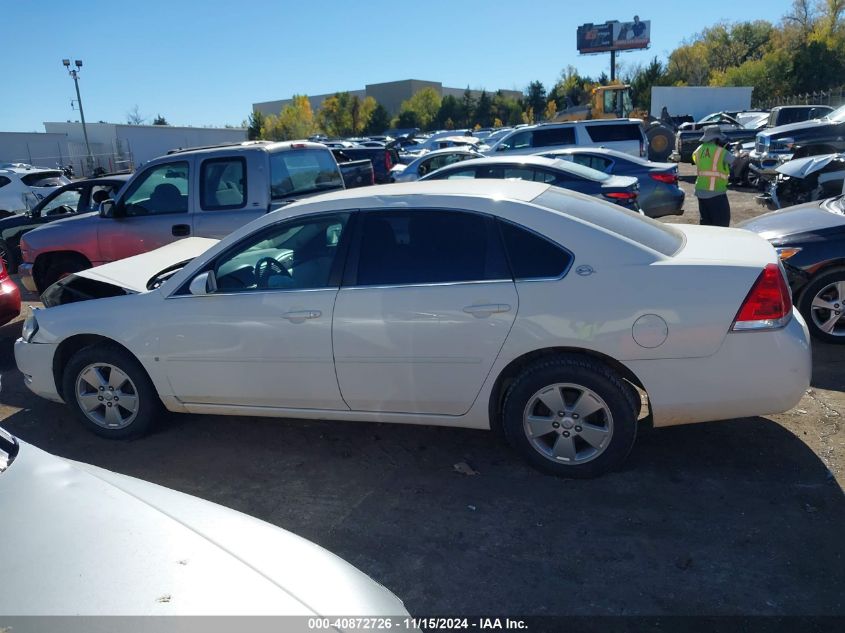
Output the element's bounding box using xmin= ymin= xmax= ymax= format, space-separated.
xmin=212 ymin=213 xmax=349 ymax=293
xmin=121 ymin=161 xmax=189 ymax=217
xmin=42 ymin=188 xmax=82 ymax=216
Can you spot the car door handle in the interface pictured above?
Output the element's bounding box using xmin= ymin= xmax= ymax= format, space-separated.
xmin=281 ymin=310 xmax=322 ymax=322
xmin=172 ymin=224 xmax=191 ymax=237
xmin=463 ymin=304 xmax=511 ymax=317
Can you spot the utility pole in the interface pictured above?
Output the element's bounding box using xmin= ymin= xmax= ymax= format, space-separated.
xmin=63 ymin=59 xmax=93 ymax=175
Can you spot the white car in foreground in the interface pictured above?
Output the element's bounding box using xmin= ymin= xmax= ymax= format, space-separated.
xmin=16 ymin=180 xmax=811 ymax=477
xmin=0 ymin=164 xmax=71 ymax=215
xmin=0 ymin=427 xmax=408 ymax=618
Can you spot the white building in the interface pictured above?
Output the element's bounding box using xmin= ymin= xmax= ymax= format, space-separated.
xmin=0 ymin=123 xmax=247 ymax=176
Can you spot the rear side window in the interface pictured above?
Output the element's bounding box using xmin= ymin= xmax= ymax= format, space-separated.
xmin=201 ymin=157 xmax=246 ymax=210
xmin=354 ymin=210 xmax=508 ymax=286
xmin=269 ymin=149 xmax=343 ymax=200
xmin=21 ymin=171 xmax=65 ymax=187
xmin=0 ymin=176 xmax=10 ymax=188
xmin=533 ymin=127 xmax=576 ymax=148
xmin=585 ymin=124 xmax=643 ymax=143
xmin=535 ymin=188 xmax=684 ymax=257
xmin=499 ymin=220 xmax=572 ymax=279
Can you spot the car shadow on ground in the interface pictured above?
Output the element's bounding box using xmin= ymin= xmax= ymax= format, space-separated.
xmin=810 ymin=340 xmax=845 ymax=392
xmin=1 ymin=360 xmax=843 ymax=616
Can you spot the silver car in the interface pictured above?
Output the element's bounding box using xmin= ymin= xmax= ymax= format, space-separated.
xmin=390 ymin=147 xmax=483 ymax=182
xmin=0 ymin=427 xmax=410 ymax=619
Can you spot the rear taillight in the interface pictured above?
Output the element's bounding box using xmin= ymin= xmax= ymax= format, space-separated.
xmin=650 ymin=172 xmax=678 ymax=185
xmin=385 ymin=151 xmax=393 ymax=171
xmin=604 ymin=191 xmax=638 ymax=200
xmin=732 ymin=263 xmax=792 ymax=331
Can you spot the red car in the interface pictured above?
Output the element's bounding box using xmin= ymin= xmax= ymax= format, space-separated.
xmin=0 ymin=258 xmax=21 ymax=325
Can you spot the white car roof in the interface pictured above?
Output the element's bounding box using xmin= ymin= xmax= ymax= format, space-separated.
xmin=283 ymin=178 xmax=551 ymax=210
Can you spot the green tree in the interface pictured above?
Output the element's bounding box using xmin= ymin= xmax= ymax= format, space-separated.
xmin=460 ymin=87 xmax=475 ymax=128
xmin=261 ymin=95 xmax=316 ymax=140
xmin=627 ymin=57 xmax=668 ymax=111
xmin=474 ymin=90 xmax=493 ymax=127
xmin=435 ymin=95 xmax=461 ymax=129
xmin=397 ymin=87 xmax=441 ymax=130
xmin=525 ymin=80 xmax=547 ymax=123
xmin=365 ymin=103 xmax=391 ymax=135
xmin=247 ymin=110 xmax=265 ymax=140
xmin=152 ymin=114 xmax=169 ymax=126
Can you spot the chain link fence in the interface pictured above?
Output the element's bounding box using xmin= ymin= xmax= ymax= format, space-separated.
xmin=754 ymin=85 xmax=845 ymax=110
xmin=1 ymin=140 xmax=134 ymax=178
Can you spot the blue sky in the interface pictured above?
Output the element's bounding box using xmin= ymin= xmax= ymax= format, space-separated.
xmin=3 ymin=0 xmax=792 ymax=131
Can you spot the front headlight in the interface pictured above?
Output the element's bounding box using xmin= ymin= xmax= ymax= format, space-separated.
xmin=21 ymin=309 xmax=39 ymax=342
xmin=776 ymin=246 xmax=802 ymax=261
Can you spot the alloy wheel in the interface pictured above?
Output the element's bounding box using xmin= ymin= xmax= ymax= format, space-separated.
xmin=810 ymin=282 xmax=845 ymax=337
xmin=522 ymin=383 xmax=614 ymax=465
xmin=75 ymin=363 xmax=139 ymax=429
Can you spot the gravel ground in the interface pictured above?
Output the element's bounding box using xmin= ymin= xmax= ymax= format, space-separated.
xmin=0 ymin=169 xmax=842 ymax=618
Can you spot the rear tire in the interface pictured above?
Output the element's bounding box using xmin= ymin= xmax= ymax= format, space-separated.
xmin=501 ymin=356 xmax=638 ymax=478
xmin=798 ymin=268 xmax=845 ymax=344
xmin=63 ymin=344 xmax=163 ymax=439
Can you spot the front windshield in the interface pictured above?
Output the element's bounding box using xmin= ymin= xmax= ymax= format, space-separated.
xmin=269 ymin=149 xmax=343 ymax=200
xmin=825 ymin=104 xmax=845 ymax=123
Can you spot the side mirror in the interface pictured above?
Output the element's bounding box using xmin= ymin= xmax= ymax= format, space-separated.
xmin=189 ymin=270 xmax=217 ymax=296
xmin=99 ymin=199 xmax=115 ymax=218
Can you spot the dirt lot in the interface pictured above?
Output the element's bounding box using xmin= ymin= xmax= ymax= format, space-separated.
xmin=1 ymin=166 xmax=843 ymax=618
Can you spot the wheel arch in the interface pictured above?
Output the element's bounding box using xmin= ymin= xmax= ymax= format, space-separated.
xmin=33 ymin=250 xmax=91 ymax=293
xmin=53 ymin=334 xmax=141 ymax=401
xmin=487 ymin=346 xmax=649 ymax=434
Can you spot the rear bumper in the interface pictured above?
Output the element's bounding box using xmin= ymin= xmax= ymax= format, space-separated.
xmin=641 ymin=189 xmax=685 ymax=218
xmin=18 ymin=263 xmax=37 ymax=293
xmin=14 ymin=338 xmax=63 ymax=403
xmin=626 ymin=310 xmax=811 ymax=427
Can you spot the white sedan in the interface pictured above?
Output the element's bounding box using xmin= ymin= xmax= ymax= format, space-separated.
xmin=16 ymin=180 xmax=811 ymax=478
xmin=0 ymin=427 xmax=409 ymax=617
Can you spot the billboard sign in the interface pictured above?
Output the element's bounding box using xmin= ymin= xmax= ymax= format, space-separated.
xmin=577 ymin=17 xmax=651 ymax=53
xmin=576 ymin=22 xmax=614 ymax=53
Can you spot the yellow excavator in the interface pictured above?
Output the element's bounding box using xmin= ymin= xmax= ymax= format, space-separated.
xmin=553 ymin=84 xmax=675 ymax=161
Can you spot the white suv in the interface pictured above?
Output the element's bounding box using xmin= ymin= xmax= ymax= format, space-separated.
xmin=484 ymin=120 xmax=647 ymax=158
xmin=0 ymin=164 xmax=70 ymax=216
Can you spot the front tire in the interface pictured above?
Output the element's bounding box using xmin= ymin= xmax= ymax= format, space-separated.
xmin=501 ymin=356 xmax=638 ymax=478
xmin=798 ymin=268 xmax=845 ymax=344
xmin=63 ymin=344 xmax=163 ymax=438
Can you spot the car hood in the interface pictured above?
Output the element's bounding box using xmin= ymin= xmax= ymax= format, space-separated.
xmin=0 ymin=440 xmax=408 ymax=617
xmin=737 ymin=199 xmax=845 ymax=239
xmin=74 ymin=237 xmax=219 ymax=293
xmin=776 ymin=153 xmax=845 ymax=177
xmin=758 ymin=118 xmax=834 ymax=139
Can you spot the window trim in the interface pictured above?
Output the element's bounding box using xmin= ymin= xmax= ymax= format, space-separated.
xmin=342 ymin=207 xmax=511 ymax=289
xmin=171 ymin=210 xmax=356 ymax=297
xmin=496 ymin=217 xmax=574 ymax=283
xmin=199 ymin=156 xmax=248 ymax=211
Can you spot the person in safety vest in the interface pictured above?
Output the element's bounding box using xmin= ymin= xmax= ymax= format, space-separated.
xmin=692 ymin=127 xmax=734 ymax=227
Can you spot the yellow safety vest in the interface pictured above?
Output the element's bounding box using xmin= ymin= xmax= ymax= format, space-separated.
xmin=692 ymin=142 xmax=729 ymax=193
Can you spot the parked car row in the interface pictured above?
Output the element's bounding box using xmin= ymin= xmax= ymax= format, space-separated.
xmin=0 ymin=163 xmax=71 ymax=217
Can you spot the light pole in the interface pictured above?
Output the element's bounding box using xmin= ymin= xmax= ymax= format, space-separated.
xmin=62 ymin=58 xmax=93 ymax=175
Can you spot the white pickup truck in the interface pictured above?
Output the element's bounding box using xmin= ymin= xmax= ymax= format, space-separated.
xmin=19 ymin=141 xmax=349 ymax=294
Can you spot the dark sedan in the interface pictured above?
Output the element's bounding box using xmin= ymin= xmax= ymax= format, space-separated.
xmin=0 ymin=174 xmax=129 ymax=272
xmin=537 ymin=147 xmax=684 ymax=218
xmin=420 ymin=155 xmax=640 ymax=211
xmin=738 ymin=195 xmax=845 ymax=343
